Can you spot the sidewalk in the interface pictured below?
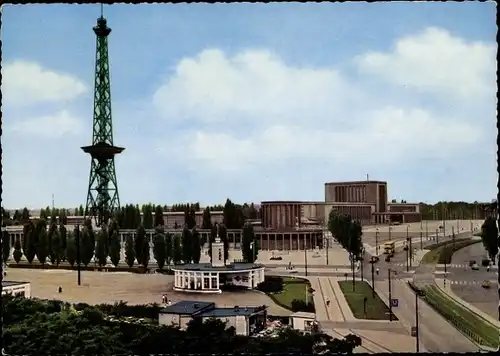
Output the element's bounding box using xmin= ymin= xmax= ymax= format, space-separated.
xmin=434 ymin=278 xmax=500 ymax=328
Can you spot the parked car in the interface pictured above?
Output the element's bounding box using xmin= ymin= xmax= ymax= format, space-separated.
xmin=482 ymin=280 xmax=491 ymax=289
xmin=471 ymin=264 xmax=479 ymax=271
xmin=369 ymin=256 xmax=379 ymax=264
xmin=481 ymin=259 xmax=491 ymax=267
xmin=385 ymin=255 xmax=391 ymax=262
xmin=469 ymin=260 xmax=477 ymax=267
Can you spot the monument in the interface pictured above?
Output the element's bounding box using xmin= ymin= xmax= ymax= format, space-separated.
xmin=172 ymin=224 xmax=266 ymax=294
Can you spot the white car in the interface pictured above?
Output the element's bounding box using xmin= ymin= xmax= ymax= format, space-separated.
xmin=471 ymin=264 xmax=479 ymax=271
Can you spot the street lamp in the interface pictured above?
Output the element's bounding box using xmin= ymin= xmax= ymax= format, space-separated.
xmin=414 ymin=288 xmax=425 ymax=352
xmin=371 ymin=260 xmax=375 ymax=298
xmin=404 ymin=239 xmax=410 ymax=272
xmin=388 ymin=268 xmax=397 ymax=321
xmin=389 ymin=226 xmax=392 ymax=241
xmin=76 ymin=224 xmax=81 ymax=286
xmin=375 ymin=228 xmax=379 ymax=256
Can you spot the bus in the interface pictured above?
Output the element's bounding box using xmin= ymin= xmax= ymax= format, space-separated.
xmin=384 ymin=241 xmax=395 ymax=255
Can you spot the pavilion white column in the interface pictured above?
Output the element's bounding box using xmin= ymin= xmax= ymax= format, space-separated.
xmin=209 ymin=273 xmax=212 ymax=289
xmin=216 ymin=272 xmax=220 ymax=289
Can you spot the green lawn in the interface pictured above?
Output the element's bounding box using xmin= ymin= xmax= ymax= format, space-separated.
xmin=338 ymin=281 xmax=397 ymax=321
xmin=270 ymin=277 xmax=313 ymax=310
xmin=421 ymin=285 xmax=499 ymax=348
xmin=421 ymin=240 xmax=480 ymax=265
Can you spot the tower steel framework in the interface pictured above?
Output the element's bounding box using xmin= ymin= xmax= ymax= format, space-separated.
xmin=82 ymin=15 xmax=124 ymax=227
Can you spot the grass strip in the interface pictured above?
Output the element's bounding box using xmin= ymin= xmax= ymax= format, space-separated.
xmin=420 ymin=285 xmax=499 ymax=348
xmin=338 ymin=280 xmax=397 ymax=320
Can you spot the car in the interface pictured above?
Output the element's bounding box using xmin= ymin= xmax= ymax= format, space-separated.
xmin=482 ymin=280 xmax=491 ymax=289
xmin=369 ymin=256 xmax=379 ymax=264
xmin=471 ymin=264 xmax=479 ymax=270
xmin=481 ymin=259 xmax=491 ymax=267
xmin=385 ymin=255 xmax=391 ymax=262
xmin=469 ymin=260 xmax=477 ymax=267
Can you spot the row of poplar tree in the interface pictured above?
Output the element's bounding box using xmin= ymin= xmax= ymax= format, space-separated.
xmin=2 ymin=199 xmax=259 ymax=230
xmin=2 ymin=218 xmax=260 ymax=269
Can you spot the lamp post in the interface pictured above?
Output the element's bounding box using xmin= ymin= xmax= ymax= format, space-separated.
xmin=419 ymin=230 xmax=423 ymax=250
xmin=371 ymin=261 xmax=375 ymax=298
xmin=452 ymin=226 xmax=455 ymax=249
xmin=304 ymin=239 xmax=308 ymax=277
xmin=375 ymin=228 xmax=379 ymax=256
xmin=389 ymin=226 xmax=392 ymax=241
xmin=76 ymin=224 xmax=81 ymax=286
xmin=435 ymin=228 xmax=439 ymax=244
xmin=360 ymin=248 xmax=365 ymax=282
xmin=388 ymin=268 xmax=397 ymax=321
xmin=425 ymin=220 xmax=428 ymax=241
xmin=415 ymin=288 xmax=425 ymax=352
xmin=405 ymin=238 xmax=410 ymax=272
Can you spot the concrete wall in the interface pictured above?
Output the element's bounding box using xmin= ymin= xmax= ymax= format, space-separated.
xmin=235 ymin=315 xmax=248 ymax=335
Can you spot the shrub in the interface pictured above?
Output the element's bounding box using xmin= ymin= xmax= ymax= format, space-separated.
xmin=257 ymin=276 xmax=283 ymax=293
xmin=291 ymin=299 xmax=315 ymax=313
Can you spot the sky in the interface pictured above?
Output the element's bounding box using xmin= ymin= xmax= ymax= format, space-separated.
xmin=1 ymin=2 xmax=498 ymax=210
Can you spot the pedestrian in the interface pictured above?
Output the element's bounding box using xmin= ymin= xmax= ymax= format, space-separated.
xmin=486 ymin=266 xmax=490 ymax=272
xmin=326 ymin=298 xmax=330 ymax=307
xmin=376 ymin=267 xmax=379 ymax=275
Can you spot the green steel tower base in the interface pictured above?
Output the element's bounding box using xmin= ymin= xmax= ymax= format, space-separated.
xmin=82 ymin=16 xmax=124 ymax=227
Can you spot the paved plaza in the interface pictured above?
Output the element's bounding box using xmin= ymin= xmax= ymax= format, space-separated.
xmin=4 ymin=268 xmax=291 ymax=316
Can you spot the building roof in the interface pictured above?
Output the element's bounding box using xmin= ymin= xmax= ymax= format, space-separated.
xmin=2 ymin=281 xmax=29 ymax=287
xmin=325 ymin=180 xmax=387 ymax=185
xmin=196 ymin=306 xmax=267 ymax=318
xmin=159 ymin=301 xmax=267 ymax=318
xmin=290 ymin=311 xmax=316 ymax=319
xmin=171 ymin=262 xmax=264 ymax=272
xmin=159 ymin=301 xmax=214 ymax=315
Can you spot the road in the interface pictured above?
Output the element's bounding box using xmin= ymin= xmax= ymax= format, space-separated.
xmin=361 ymin=220 xmax=483 ymax=246
xmin=434 ymin=242 xmax=498 ymax=319
xmin=373 ymin=274 xmax=478 ymax=352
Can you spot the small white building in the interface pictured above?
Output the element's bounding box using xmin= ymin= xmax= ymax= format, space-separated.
xmin=290 ymin=311 xmax=317 ymax=332
xmin=171 ymin=230 xmax=265 ymax=293
xmin=159 ymin=300 xmax=268 ymax=336
xmin=2 ymin=281 xmax=31 ymax=298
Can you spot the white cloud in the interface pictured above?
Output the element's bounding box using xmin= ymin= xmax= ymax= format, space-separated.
xmin=7 ymin=110 xmax=84 ymax=138
xmin=2 ymin=60 xmax=88 ymax=106
xmin=152 ymin=35 xmax=487 ymax=173
xmin=153 ymin=48 xmax=359 ymax=125
xmin=354 ymin=27 xmax=496 ymax=98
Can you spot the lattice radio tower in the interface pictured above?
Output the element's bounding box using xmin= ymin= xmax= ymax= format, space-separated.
xmin=82 ymin=7 xmax=124 ymax=227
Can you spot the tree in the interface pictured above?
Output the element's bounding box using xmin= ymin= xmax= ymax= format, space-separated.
xmin=80 ymin=227 xmax=95 ymax=266
xmin=242 ymin=222 xmax=254 ymax=263
xmin=21 ymin=207 xmax=30 ymax=222
xmin=2 ymin=229 xmax=11 ymax=264
xmin=142 ymin=234 xmax=151 ymax=269
xmin=165 ymin=232 xmax=173 ymax=267
xmin=153 ymin=227 xmax=166 ymax=269
xmin=108 ymin=229 xmax=121 ymax=267
xmin=172 ymin=233 xmax=182 ymax=264
xmin=37 ymin=228 xmax=50 ymax=265
xmin=24 ymin=228 xmax=36 ymax=264
xmin=143 ymin=204 xmax=154 ymax=229
xmin=65 ymin=232 xmax=77 ymax=267
xmin=135 ymin=225 xmax=146 ymax=265
xmin=480 ymin=217 xmax=499 ymax=263
xmin=48 ymin=223 xmax=62 ymax=266
xmin=202 ymin=207 xmax=213 ymax=229
xmin=191 ymin=228 xmax=201 ymax=264
xmin=13 ymin=236 xmax=23 ymax=264
xmin=22 ymin=222 xmax=34 ymax=255
xmin=125 ymin=234 xmax=136 ymax=268
xmin=154 ymin=205 xmax=164 ymax=227
xmin=181 ymin=226 xmax=193 ymax=263
xmin=95 ymin=228 xmax=108 ymax=267
xmin=59 ymin=224 xmax=67 ymax=261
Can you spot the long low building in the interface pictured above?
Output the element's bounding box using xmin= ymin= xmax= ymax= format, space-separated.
xmin=159 ymin=300 xmax=268 ymax=336
xmin=4 ymin=225 xmax=325 ymax=252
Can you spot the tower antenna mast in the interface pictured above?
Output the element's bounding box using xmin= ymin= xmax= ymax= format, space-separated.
xmin=82 ymin=11 xmax=124 ymax=227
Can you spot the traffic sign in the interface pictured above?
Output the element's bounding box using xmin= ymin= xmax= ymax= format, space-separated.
xmin=391 ymin=298 xmax=399 ymax=307
xmin=411 ymin=326 xmax=417 ymax=337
